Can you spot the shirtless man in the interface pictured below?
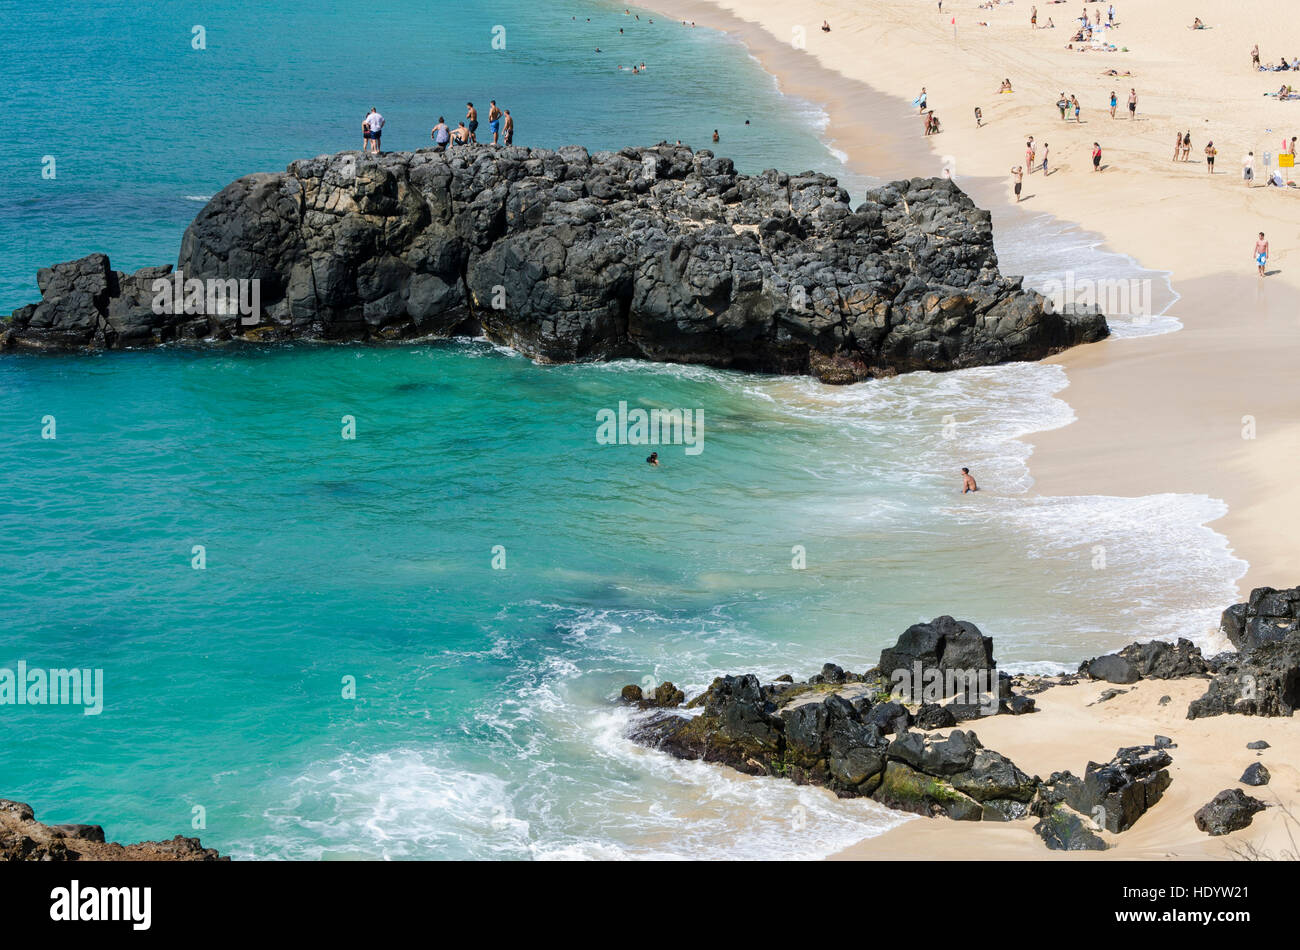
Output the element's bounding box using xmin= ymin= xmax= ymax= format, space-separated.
xmin=488 ymin=100 xmax=503 ymax=145
xmin=1256 ymin=232 xmax=1269 ymax=277
xmin=961 ymin=467 xmax=978 ymax=493
xmin=1127 ymin=88 xmax=1137 ymax=119
xmin=503 ymin=109 xmax=514 ymax=145
xmin=450 ymin=121 xmax=471 ymax=146
xmin=1011 ymin=165 xmax=1023 ymax=200
xmin=466 ymin=102 xmax=479 ymax=142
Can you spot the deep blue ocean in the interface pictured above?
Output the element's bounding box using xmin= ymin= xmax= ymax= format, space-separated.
xmin=0 ymin=0 xmax=1241 ymax=859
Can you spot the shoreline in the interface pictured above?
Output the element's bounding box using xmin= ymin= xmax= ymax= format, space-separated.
xmin=636 ymin=0 xmax=1300 ymax=598
xmin=631 ymin=0 xmax=1300 ymax=859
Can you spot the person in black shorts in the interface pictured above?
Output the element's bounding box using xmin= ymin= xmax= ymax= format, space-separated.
xmin=466 ymin=102 xmax=479 ymax=143
xmin=1011 ymin=165 xmax=1023 ymax=200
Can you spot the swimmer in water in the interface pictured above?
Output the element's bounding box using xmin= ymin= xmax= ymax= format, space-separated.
xmin=961 ymin=467 xmax=978 ymax=493
xmin=647 ymin=452 xmax=660 ymax=466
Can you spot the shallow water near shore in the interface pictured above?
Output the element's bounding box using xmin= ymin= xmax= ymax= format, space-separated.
xmin=0 ymin=0 xmax=1246 ymax=859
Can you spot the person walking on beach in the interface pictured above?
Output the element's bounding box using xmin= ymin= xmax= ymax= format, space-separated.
xmin=488 ymin=100 xmax=503 ymax=145
xmin=1057 ymin=93 xmax=1069 ymax=120
xmin=918 ymin=87 xmax=928 ymax=113
xmin=1092 ymin=141 xmax=1103 ymax=171
xmin=466 ymin=102 xmax=479 ymax=142
xmin=1026 ymin=137 xmax=1036 ymax=171
xmin=1205 ymin=140 xmax=1217 ymax=173
xmin=1244 ymin=151 xmax=1255 ymax=186
xmin=1109 ymin=90 xmax=1118 ymax=118
xmin=1182 ymin=131 xmax=1191 ymax=161
xmin=431 ymin=116 xmax=450 ymax=152
xmin=1256 ymin=233 xmax=1269 ymax=276
xmin=961 ymin=468 xmax=979 ymax=493
xmin=1041 ymin=142 xmax=1050 ymax=174
xmin=1127 ymin=88 xmax=1137 ymax=119
xmin=366 ymin=107 xmax=385 ymax=154
xmin=1252 ymin=44 xmax=1261 ymax=69
xmin=1173 ymin=131 xmax=1183 ymax=161
xmin=1072 ymin=95 xmax=1081 ymax=122
xmin=1011 ymin=165 xmax=1024 ymax=201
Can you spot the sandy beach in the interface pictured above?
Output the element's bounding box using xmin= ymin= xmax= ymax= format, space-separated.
xmin=646 ymin=0 xmax=1300 ymax=595
xmin=636 ymin=0 xmax=1300 ymax=858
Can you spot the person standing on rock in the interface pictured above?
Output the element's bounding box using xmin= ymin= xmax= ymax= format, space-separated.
xmin=488 ymin=100 xmax=503 ymax=145
xmin=503 ymin=109 xmax=514 ymax=145
xmin=961 ymin=468 xmax=978 ymax=493
xmin=466 ymin=102 xmax=479 ymax=142
xmin=366 ymin=108 xmax=385 ymax=154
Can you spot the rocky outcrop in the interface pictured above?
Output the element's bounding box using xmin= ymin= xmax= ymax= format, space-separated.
xmin=1187 ymin=634 xmax=1300 ymax=720
xmin=1220 ymin=585 xmax=1300 ymax=652
xmin=1079 ymin=638 xmax=1208 ymax=685
xmin=3 ymin=145 xmax=1108 ymax=381
xmin=1193 ymin=789 xmax=1267 ymax=836
xmin=0 ymin=798 xmax=225 ymax=861
xmin=1034 ymin=746 xmax=1172 ymax=834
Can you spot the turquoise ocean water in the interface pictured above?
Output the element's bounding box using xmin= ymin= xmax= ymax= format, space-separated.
xmin=0 ymin=1 xmax=1242 ymax=859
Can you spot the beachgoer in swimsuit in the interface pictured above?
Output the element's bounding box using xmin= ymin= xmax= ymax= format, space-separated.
xmin=1205 ymin=141 xmax=1217 ymax=172
xmin=1109 ymin=91 xmax=1117 ymax=118
xmin=488 ymin=100 xmax=503 ymax=145
xmin=466 ymin=102 xmax=478 ymax=142
xmin=1092 ymin=142 xmax=1102 ymax=171
xmin=962 ymin=468 xmax=978 ymax=493
xmin=1127 ymin=88 xmax=1137 ymax=118
xmin=1011 ymin=165 xmax=1023 ymax=200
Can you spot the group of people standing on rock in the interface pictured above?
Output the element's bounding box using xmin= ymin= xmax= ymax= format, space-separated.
xmin=360 ymin=102 xmax=514 ymax=156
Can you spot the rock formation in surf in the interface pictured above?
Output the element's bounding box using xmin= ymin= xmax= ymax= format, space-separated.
xmin=621 ymin=615 xmax=1186 ymax=851
xmin=2 ymin=144 xmax=1108 ymax=381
